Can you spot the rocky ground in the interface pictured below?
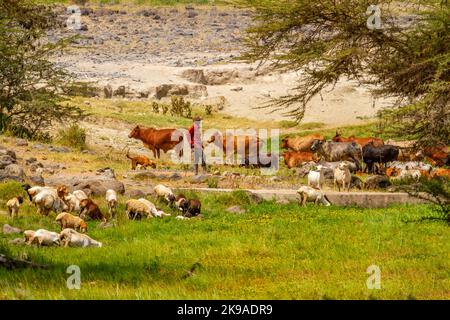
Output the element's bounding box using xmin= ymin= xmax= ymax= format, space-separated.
xmin=47 ymin=4 xmax=393 ymax=125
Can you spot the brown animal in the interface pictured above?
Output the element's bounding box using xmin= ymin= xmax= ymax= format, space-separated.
xmin=416 ymin=146 xmax=449 ymax=167
xmin=57 ymin=185 xmax=69 ymax=199
xmin=397 ymin=148 xmax=420 ymax=162
xmin=55 ymin=212 xmax=87 ymax=232
xmin=179 ymin=199 xmax=201 ymax=218
xmin=281 ymin=134 xmax=324 ymax=152
xmin=385 ymin=167 xmax=399 ymax=177
xmin=207 ymin=133 xmax=262 ymax=158
xmin=128 ymin=125 xmax=183 ymax=159
xmin=431 ymin=168 xmax=450 ymax=178
xmin=332 ymin=131 xmax=384 ymax=147
xmin=79 ymin=198 xmax=105 ymax=221
xmin=126 ymin=150 xmax=156 ymax=170
xmin=283 ymin=151 xmax=320 ymax=169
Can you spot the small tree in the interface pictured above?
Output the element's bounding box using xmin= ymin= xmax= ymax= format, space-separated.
xmin=240 ymin=0 xmax=449 ymax=146
xmin=0 ymin=0 xmax=85 ymax=139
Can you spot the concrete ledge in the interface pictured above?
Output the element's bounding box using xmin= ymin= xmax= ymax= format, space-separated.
xmin=177 ymin=188 xmax=426 ymax=208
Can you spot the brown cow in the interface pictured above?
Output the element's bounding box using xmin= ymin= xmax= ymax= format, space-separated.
xmin=128 ymin=126 xmax=182 ymax=159
xmin=416 ymin=146 xmax=449 ymax=167
xmin=283 ymin=151 xmax=320 ymax=169
xmin=332 ymin=131 xmax=384 ymax=147
xmin=207 ymin=133 xmax=262 ymax=158
xmin=431 ymin=168 xmax=450 ymax=178
xmin=281 ymin=134 xmax=324 ymax=152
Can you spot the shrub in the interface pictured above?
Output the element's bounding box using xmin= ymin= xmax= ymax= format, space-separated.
xmin=205 ymin=105 xmax=213 ymax=116
xmin=151 ymin=102 xmax=159 ymax=113
xmin=207 ymin=177 xmax=219 ymax=189
xmin=170 ymin=96 xmax=192 ymax=118
xmin=55 ymin=124 xmax=87 ymax=150
xmin=0 ymin=181 xmax=27 ymax=203
xmin=161 ymin=104 xmax=169 ymax=115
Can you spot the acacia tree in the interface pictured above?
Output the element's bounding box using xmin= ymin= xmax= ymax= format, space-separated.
xmin=239 ymin=0 xmax=449 ymax=146
xmin=0 ymin=0 xmax=85 ymax=140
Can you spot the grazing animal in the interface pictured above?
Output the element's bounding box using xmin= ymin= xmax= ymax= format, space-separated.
xmin=125 ymin=199 xmax=153 ymax=220
xmin=175 ymin=194 xmax=187 ymax=211
xmin=281 ymin=134 xmax=325 ymax=152
xmin=137 ymin=198 xmax=171 ymax=218
xmin=296 ymin=186 xmax=331 ymax=206
xmin=310 ymin=140 xmax=362 ymax=170
xmin=126 ymin=150 xmax=156 ymax=170
xmin=24 ymin=229 xmax=60 ymax=246
xmin=153 ymin=184 xmax=176 ymax=204
xmin=207 ymin=132 xmax=262 ymax=159
xmin=283 ymin=151 xmax=320 ymax=169
xmin=307 ymin=165 xmax=325 ymax=189
xmin=334 ymin=162 xmax=352 ymax=192
xmin=431 ymin=168 xmax=450 ymax=178
xmin=62 ymin=194 xmax=81 ymax=213
xmin=6 ymin=196 xmax=23 ymax=218
xmin=59 ymin=228 xmax=102 ymax=248
xmin=105 ymin=189 xmax=118 ymax=219
xmin=34 ymin=190 xmax=67 ymax=216
xmin=79 ymin=199 xmax=105 ymax=221
xmin=21 ymin=184 xmax=32 ymax=201
xmin=362 ymin=142 xmax=399 ymax=174
xmin=57 ymin=185 xmax=69 ymax=199
xmin=26 ymin=186 xmax=57 ymax=203
xmin=416 ymin=146 xmax=449 ymax=167
xmin=72 ymin=190 xmax=88 ymax=201
xmin=128 ymin=125 xmax=182 ymax=159
xmin=397 ymin=169 xmax=421 ymax=182
xmin=332 ymin=131 xmax=384 ymax=147
xmin=179 ymin=199 xmax=202 ymax=218
xmin=55 ymin=212 xmax=87 ymax=232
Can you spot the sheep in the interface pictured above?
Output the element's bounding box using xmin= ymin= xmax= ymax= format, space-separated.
xmin=55 ymin=212 xmax=87 ymax=232
xmin=307 ymin=165 xmax=325 ymax=189
xmin=334 ymin=162 xmax=352 ymax=192
xmin=73 ymin=190 xmax=88 ymax=201
xmin=79 ymin=199 xmax=105 ymax=221
xmin=297 ymin=186 xmax=331 ymax=206
xmin=34 ymin=190 xmax=67 ymax=216
xmin=57 ymin=185 xmax=69 ymax=199
xmin=63 ymin=194 xmax=81 ymax=213
xmin=397 ymin=169 xmax=421 ymax=182
xmin=137 ymin=198 xmax=171 ymax=218
xmin=24 ymin=229 xmax=60 ymax=246
xmin=59 ymin=228 xmax=102 ymax=248
xmin=125 ymin=199 xmax=152 ymax=220
xmin=175 ymin=194 xmax=187 ymax=211
xmin=6 ymin=196 xmax=23 ymax=218
xmin=153 ymin=184 xmax=176 ymax=205
xmin=27 ymin=186 xmax=57 ymax=203
xmin=106 ymin=189 xmax=118 ymax=219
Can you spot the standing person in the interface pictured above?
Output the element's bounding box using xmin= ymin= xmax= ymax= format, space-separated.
xmin=188 ymin=116 xmax=207 ymax=175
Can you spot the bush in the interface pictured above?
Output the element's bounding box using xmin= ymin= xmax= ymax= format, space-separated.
xmin=0 ymin=181 xmax=27 ymax=203
xmin=207 ymin=177 xmax=219 ymax=189
xmin=55 ymin=124 xmax=87 ymax=150
xmin=170 ymin=96 xmax=192 ymax=118
xmin=151 ymin=102 xmax=159 ymax=113
xmin=205 ymin=105 xmax=213 ymax=116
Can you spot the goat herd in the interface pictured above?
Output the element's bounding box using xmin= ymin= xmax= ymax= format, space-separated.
xmin=5 ymin=183 xmax=200 ymax=248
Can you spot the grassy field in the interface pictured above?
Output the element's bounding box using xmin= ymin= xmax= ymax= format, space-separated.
xmin=0 ymin=182 xmax=448 ymax=300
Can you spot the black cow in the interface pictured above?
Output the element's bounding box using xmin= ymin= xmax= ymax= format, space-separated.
xmin=362 ymin=142 xmax=399 ymax=174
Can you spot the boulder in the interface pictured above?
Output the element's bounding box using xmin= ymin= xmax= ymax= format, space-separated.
xmin=0 ymin=155 xmax=16 ymax=169
xmin=45 ymin=174 xmax=125 ymax=196
xmin=125 ymin=189 xmax=146 ymax=198
xmin=190 ymin=174 xmax=209 ymax=184
xmin=0 ymin=148 xmax=16 ymax=160
xmin=104 ymin=85 xmax=113 ymax=98
xmin=15 ymin=138 xmax=28 ymax=146
xmin=364 ymin=175 xmax=391 ymax=190
xmin=181 ymin=69 xmax=207 ymax=85
xmin=226 ymin=205 xmax=245 ymax=214
xmin=154 ymin=84 xmax=207 ymax=99
xmin=28 ymin=174 xmax=45 ymax=186
xmin=3 ymin=224 xmax=22 ymax=234
xmin=0 ymin=164 xmax=25 ymax=182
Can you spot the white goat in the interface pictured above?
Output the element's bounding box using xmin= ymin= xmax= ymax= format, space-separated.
xmin=105 ymin=189 xmax=118 ymax=219
xmin=59 ymin=228 xmax=102 ymax=248
xmin=297 ymin=186 xmax=331 ymax=206
xmin=24 ymin=229 xmax=60 ymax=246
xmin=334 ymin=162 xmax=352 ymax=192
xmin=307 ymin=165 xmax=325 ymax=189
xmin=153 ymin=184 xmax=176 ymax=204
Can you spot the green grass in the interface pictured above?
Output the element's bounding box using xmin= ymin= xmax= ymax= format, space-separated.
xmin=36 ymin=0 xmax=219 ymax=6
xmin=0 ymin=186 xmax=448 ymax=299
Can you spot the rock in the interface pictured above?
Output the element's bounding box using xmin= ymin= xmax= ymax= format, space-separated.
xmin=82 ymin=150 xmax=96 ymax=155
xmin=113 ymin=85 xmax=127 ymax=97
xmin=104 ymin=85 xmax=113 ymax=98
xmin=245 ymin=191 xmax=264 ymax=204
xmin=9 ymin=238 xmax=25 ymax=245
xmin=270 ymin=176 xmax=281 ymax=183
xmin=191 ymin=174 xmax=209 ymax=184
xmin=45 ymin=174 xmax=125 ymax=196
xmin=0 ymin=164 xmax=25 ymax=181
xmin=25 ymin=157 xmax=37 ymax=165
xmin=180 ymin=69 xmax=207 ymax=85
xmin=364 ymin=175 xmax=391 ymax=190
xmin=32 ymin=144 xmax=46 ymax=150
xmin=351 ymin=175 xmax=364 ymax=190
xmin=48 ymin=146 xmax=71 ymax=153
xmin=276 ymin=198 xmax=291 ymax=204
xmin=168 ymin=172 xmax=182 ymax=181
xmin=96 ymin=167 xmax=116 ymax=179
xmin=0 ymin=155 xmax=16 ymax=169
xmin=231 ymin=86 xmax=243 ymax=92
xmin=226 ymin=205 xmax=245 ymax=214
xmin=153 ymin=84 xmax=208 ymax=99
xmin=3 ymin=224 xmax=22 ymax=234
xmin=128 ymin=171 xmax=156 ymax=180
xmin=15 ymin=138 xmax=28 ymax=146
xmin=29 ymin=174 xmax=45 ymax=186
xmin=0 ymin=148 xmax=16 ymax=160
xmin=125 ymin=189 xmax=146 ymax=198
xmin=28 ymin=162 xmax=44 ymax=172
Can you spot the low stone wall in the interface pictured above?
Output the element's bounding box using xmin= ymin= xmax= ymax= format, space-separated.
xmin=178 ymin=188 xmax=426 ymax=208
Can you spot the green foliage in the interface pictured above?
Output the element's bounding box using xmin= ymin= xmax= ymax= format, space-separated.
xmin=55 ymin=124 xmax=87 ymax=150
xmin=240 ymin=0 xmax=450 ymax=146
xmin=151 ymin=102 xmax=159 ymax=114
xmin=0 ymin=181 xmax=27 ymax=204
xmin=0 ymin=0 xmax=85 ymax=137
xmin=205 ymin=105 xmax=213 ymax=116
xmin=206 ymin=177 xmax=219 ymax=188
xmin=170 ymin=96 xmax=192 ymax=119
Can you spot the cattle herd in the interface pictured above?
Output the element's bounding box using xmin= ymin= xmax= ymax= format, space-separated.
xmin=5 ymin=183 xmax=200 ymax=248
xmin=4 ymin=126 xmax=449 ymax=247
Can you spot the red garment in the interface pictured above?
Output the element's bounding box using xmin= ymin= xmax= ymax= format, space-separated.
xmin=188 ymin=124 xmax=195 ymax=147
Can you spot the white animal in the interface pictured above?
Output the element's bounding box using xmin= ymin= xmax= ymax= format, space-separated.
xmin=59 ymin=228 xmax=102 ymax=248
xmin=105 ymin=189 xmax=118 ymax=219
xmin=125 ymin=199 xmax=153 ymax=220
xmin=63 ymin=194 xmax=81 ymax=213
xmin=72 ymin=190 xmax=88 ymax=201
xmin=137 ymin=198 xmax=171 ymax=218
xmin=334 ymin=162 xmax=352 ymax=192
xmin=27 ymin=186 xmax=57 ymax=203
xmin=297 ymin=186 xmax=331 ymax=206
xmin=24 ymin=229 xmax=60 ymax=246
xmin=390 ymin=161 xmax=433 ymax=172
xmin=398 ymin=169 xmax=421 ymax=181
xmin=6 ymin=196 xmax=23 ymax=218
xmin=307 ymin=165 xmax=325 ymax=189
xmin=153 ymin=184 xmax=176 ymax=204
xmin=34 ymin=190 xmax=67 ymax=215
